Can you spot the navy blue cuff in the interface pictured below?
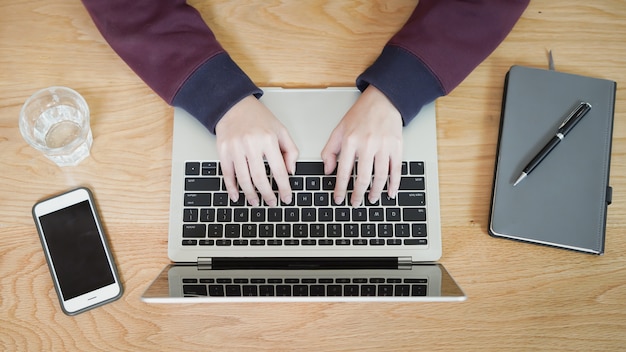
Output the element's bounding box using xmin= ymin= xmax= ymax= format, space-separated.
xmin=356 ymin=46 xmax=444 ymax=125
xmin=172 ymin=53 xmax=262 ymax=134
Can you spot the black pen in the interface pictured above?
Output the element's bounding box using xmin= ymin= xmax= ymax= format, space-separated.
xmin=514 ymin=101 xmax=592 ymax=186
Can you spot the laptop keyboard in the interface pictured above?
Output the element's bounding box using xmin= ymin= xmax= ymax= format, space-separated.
xmin=181 ymin=276 xmax=428 ymax=297
xmin=181 ymin=161 xmax=428 ymax=247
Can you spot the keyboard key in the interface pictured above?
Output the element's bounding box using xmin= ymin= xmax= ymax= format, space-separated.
xmin=327 ymin=224 xmax=342 ymax=237
xmin=259 ymin=285 xmax=275 ymax=296
xmin=378 ymin=285 xmax=394 ymax=296
xmin=285 ymin=208 xmax=299 ymax=222
xmin=318 ymin=208 xmax=333 ymax=222
xmin=301 ymin=208 xmax=316 ymax=222
xmin=184 ymin=193 xmax=211 ymax=206
xmin=293 ymin=285 xmax=309 ymax=296
xmin=276 ymin=224 xmax=291 ymax=237
xmin=397 ymin=192 xmax=425 ymax=206
xmin=259 ymin=224 xmax=273 ymax=237
xmin=295 ymin=161 xmax=326 ymax=175
xmin=243 ymin=285 xmax=258 ymax=296
xmin=409 ymin=161 xmax=425 ymax=175
xmin=183 ymin=224 xmax=205 ymax=238
xmin=395 ymin=285 xmax=411 ymax=296
xmin=412 ymin=285 xmax=427 ymax=296
xmin=314 ymin=192 xmax=329 ymax=206
xmin=361 ymin=285 xmax=376 ymax=296
xmin=226 ymin=285 xmax=242 ymax=296
xmin=404 ymin=239 xmax=428 ymax=245
xmin=268 ymin=208 xmax=282 ymax=222
xmin=201 ymin=162 xmax=218 ymax=175
xmin=399 ymin=177 xmax=425 ymax=190
xmin=213 ymin=193 xmax=229 ymax=206
xmin=242 ymin=224 xmax=257 ymax=238
xmin=412 ymin=224 xmax=427 ymax=237
xmin=284 ymin=239 xmax=300 ymax=246
xmin=185 ymin=162 xmax=200 ymax=176
xmin=297 ymin=192 xmax=313 ymax=206
xmin=234 ymin=208 xmax=248 ymax=222
xmin=200 ymin=208 xmax=215 ymax=222
xmin=208 ymin=285 xmax=225 ymax=296
xmin=344 ymin=224 xmax=359 ymax=237
xmin=395 ymin=224 xmax=410 ymax=237
xmin=344 ymin=285 xmax=360 ymax=296
xmin=276 ymin=285 xmax=291 ymax=296
xmin=361 ymin=224 xmax=376 ymax=237
xmin=327 ymin=285 xmax=342 ymax=296
xmin=352 ymin=208 xmax=367 ymax=221
xmin=251 ymin=208 xmax=266 ymax=222
xmin=310 ymin=285 xmax=325 ymax=296
xmin=183 ymin=284 xmax=207 ymax=296
xmin=306 ymin=177 xmax=321 ymax=190
xmin=322 ymin=177 xmax=336 ymax=190
xmin=369 ymin=208 xmax=384 ymax=221
xmin=335 ymin=208 xmax=350 ymax=221
xmin=185 ymin=178 xmax=220 ymax=191
xmin=289 ymin=177 xmax=304 ymax=190
xmin=183 ymin=208 xmax=198 ymax=222
xmin=217 ymin=208 xmax=232 ymax=222
xmin=207 ymin=224 xmax=223 ymax=238
xmin=293 ymin=224 xmax=308 ymax=237
xmin=386 ymin=208 xmax=401 ymax=221
xmin=403 ymin=208 xmax=426 ymax=221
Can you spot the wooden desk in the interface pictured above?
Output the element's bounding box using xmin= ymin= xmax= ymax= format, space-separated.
xmin=1 ymin=1 xmax=625 ymax=350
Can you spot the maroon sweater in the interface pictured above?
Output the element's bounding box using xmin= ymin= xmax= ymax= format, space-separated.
xmin=81 ymin=0 xmax=529 ymax=133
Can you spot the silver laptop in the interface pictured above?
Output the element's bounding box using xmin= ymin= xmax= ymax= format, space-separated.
xmin=142 ymin=87 xmax=465 ymax=302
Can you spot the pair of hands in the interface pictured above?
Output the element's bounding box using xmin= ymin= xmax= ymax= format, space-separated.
xmin=214 ymin=85 xmax=403 ymax=208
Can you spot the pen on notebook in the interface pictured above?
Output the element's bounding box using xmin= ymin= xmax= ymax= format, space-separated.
xmin=513 ymin=101 xmax=592 ymax=186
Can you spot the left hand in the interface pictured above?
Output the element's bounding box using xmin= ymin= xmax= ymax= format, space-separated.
xmin=321 ymin=85 xmax=403 ymax=207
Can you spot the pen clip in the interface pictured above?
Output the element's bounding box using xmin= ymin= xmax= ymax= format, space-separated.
xmin=559 ymin=102 xmax=589 ymax=129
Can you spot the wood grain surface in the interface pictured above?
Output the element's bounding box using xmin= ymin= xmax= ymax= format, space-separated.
xmin=1 ymin=1 xmax=625 ymax=351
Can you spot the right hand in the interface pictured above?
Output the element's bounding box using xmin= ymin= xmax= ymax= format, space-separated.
xmin=215 ymin=95 xmax=299 ymax=207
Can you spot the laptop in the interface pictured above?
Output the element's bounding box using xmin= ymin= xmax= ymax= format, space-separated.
xmin=142 ymin=87 xmax=465 ymax=302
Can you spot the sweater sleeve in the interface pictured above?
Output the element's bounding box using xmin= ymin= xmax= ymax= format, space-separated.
xmin=80 ymin=0 xmax=261 ymax=133
xmin=357 ymin=0 xmax=530 ymax=125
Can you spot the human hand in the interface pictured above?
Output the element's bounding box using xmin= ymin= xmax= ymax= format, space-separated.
xmin=321 ymin=85 xmax=403 ymax=207
xmin=215 ymin=95 xmax=298 ymax=207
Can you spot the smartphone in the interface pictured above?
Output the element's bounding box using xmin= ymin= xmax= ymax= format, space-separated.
xmin=32 ymin=187 xmax=123 ymax=315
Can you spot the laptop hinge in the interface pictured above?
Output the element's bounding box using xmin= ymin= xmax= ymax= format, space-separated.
xmin=398 ymin=256 xmax=413 ymax=269
xmin=197 ymin=257 xmax=212 ymax=269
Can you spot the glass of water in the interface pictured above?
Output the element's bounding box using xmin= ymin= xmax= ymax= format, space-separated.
xmin=19 ymin=86 xmax=92 ymax=166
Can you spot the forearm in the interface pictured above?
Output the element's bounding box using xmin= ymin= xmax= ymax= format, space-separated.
xmin=358 ymin=0 xmax=530 ymax=124
xmin=81 ymin=0 xmax=260 ymax=133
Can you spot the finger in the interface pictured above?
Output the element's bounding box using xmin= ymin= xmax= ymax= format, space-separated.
xmin=351 ymin=153 xmax=374 ymax=207
xmin=387 ymin=154 xmax=402 ymax=199
xmin=278 ymin=128 xmax=299 ymax=176
xmin=247 ymin=155 xmax=277 ymax=207
xmin=321 ymin=130 xmax=341 ymax=175
xmin=265 ymin=147 xmax=292 ymax=206
xmin=219 ymin=157 xmax=240 ymax=202
xmin=232 ymin=156 xmax=259 ymax=207
xmin=369 ymin=154 xmax=390 ymax=204
xmin=333 ymin=143 xmax=356 ymax=205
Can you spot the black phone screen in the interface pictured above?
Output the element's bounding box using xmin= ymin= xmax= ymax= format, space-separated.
xmin=39 ymin=200 xmax=115 ymax=300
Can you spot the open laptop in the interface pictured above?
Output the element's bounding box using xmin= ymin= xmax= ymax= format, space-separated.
xmin=142 ymin=87 xmax=465 ymax=302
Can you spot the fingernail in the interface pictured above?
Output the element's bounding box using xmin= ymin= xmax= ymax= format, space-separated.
xmin=334 ymin=196 xmax=343 ymax=205
xmin=267 ymin=198 xmax=277 ymax=207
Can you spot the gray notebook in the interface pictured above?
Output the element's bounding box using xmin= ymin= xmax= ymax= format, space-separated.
xmin=489 ymin=66 xmax=615 ymax=254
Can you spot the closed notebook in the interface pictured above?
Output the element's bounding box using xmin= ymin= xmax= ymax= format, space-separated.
xmin=489 ymin=65 xmax=615 ymax=254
